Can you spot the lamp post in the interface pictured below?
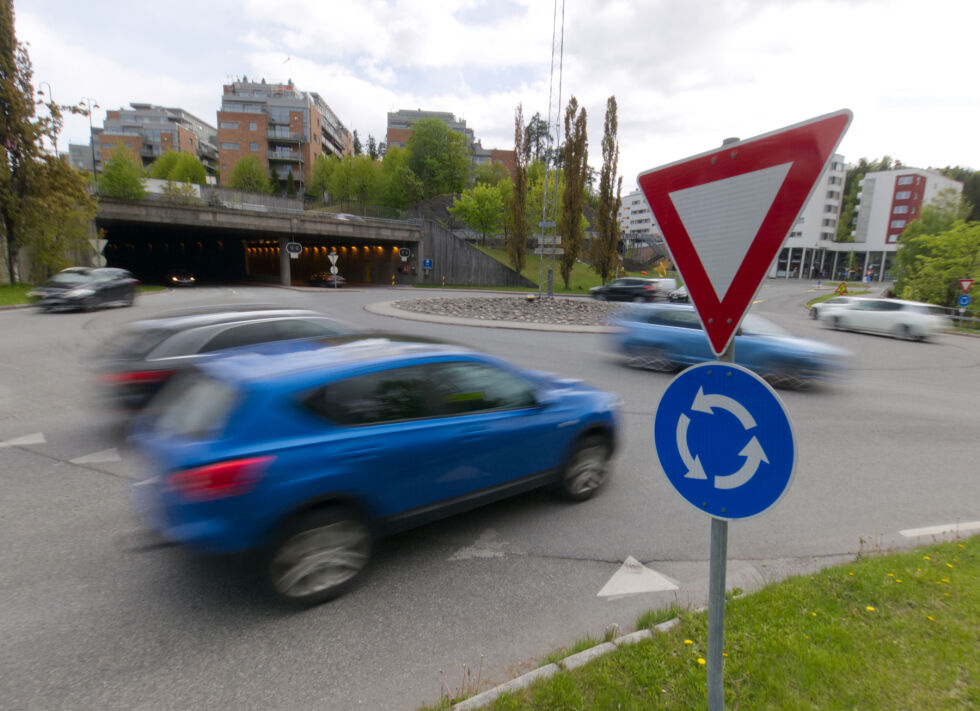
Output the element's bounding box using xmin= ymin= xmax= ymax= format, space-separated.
xmin=80 ymin=97 xmax=100 ymax=176
xmin=37 ymin=82 xmax=59 ymax=159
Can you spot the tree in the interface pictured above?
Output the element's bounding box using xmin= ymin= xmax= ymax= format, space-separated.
xmin=227 ymin=155 xmax=272 ymax=194
xmin=98 ymin=145 xmax=146 ymax=200
xmin=473 ymin=161 xmax=510 ymax=187
xmin=896 ymin=221 xmax=979 ymax=306
xmin=558 ymin=97 xmax=588 ymax=288
xmin=350 ymin=154 xmax=378 ymax=208
xmin=149 ymin=150 xmax=206 ymax=185
xmin=938 ymin=166 xmax=980 ymax=222
xmin=405 ymin=117 xmax=470 ymax=199
xmin=366 ymin=134 xmax=379 ymax=161
xmin=376 ymin=146 xmax=422 ymax=209
xmin=352 ymin=130 xmax=362 ymax=156
xmin=892 ymin=188 xmax=972 ymax=294
xmin=308 ymin=154 xmax=339 ymax=199
xmin=329 ymin=154 xmax=357 ymax=206
xmin=523 ymin=112 xmax=550 ymax=164
xmin=588 ymin=96 xmax=622 ymax=284
xmin=0 ymin=0 xmax=96 ymax=282
xmin=286 ymin=168 xmax=297 ymax=197
xmin=449 ymin=183 xmax=505 ymax=243
xmin=506 ymin=105 xmax=529 ymax=274
xmin=147 ymin=150 xmax=180 ymax=180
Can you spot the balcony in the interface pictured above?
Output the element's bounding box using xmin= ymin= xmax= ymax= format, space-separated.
xmin=268 ymin=149 xmax=301 ymax=162
xmin=266 ymin=130 xmax=304 ymax=143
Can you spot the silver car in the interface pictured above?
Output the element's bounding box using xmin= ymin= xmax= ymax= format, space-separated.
xmin=819 ymin=298 xmax=950 ymax=341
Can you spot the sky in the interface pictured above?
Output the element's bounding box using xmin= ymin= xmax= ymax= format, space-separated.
xmin=15 ymin=0 xmax=979 ymax=192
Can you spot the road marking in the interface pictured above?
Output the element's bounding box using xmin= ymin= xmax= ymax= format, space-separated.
xmin=0 ymin=432 xmax=46 ymax=448
xmin=449 ymin=529 xmax=506 ymax=560
xmin=598 ymin=556 xmax=679 ymax=599
xmin=899 ymin=521 xmax=980 ymax=538
xmin=70 ymin=448 xmax=122 ymax=464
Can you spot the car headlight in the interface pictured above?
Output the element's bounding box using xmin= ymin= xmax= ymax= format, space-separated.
xmin=65 ymin=288 xmax=95 ymax=298
xmin=171 ymin=276 xmax=178 ymax=282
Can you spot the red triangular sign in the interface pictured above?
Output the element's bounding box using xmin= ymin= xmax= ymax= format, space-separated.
xmin=637 ymin=110 xmax=852 ymax=355
xmin=959 ymin=279 xmax=974 ymax=294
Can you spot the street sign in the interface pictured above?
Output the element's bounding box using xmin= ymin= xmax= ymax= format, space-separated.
xmin=654 ymin=362 xmax=796 ymax=520
xmin=534 ymin=247 xmax=565 ymax=256
xmin=537 ymin=235 xmax=562 ymax=245
xmin=637 ymin=110 xmax=852 ymax=355
xmin=423 ymin=258 xmax=433 ymax=270
xmin=835 ymin=282 xmax=848 ymax=295
xmin=958 ymin=294 xmax=971 ymax=308
xmin=329 ymin=266 xmax=339 ymax=275
xmin=328 ymin=251 xmax=339 ymax=265
xmin=399 ymin=247 xmax=411 ymax=261
xmin=959 ymin=278 xmax=974 ymax=294
xmin=538 ymin=220 xmax=556 ymax=228
xmin=285 ymin=241 xmax=302 ymax=254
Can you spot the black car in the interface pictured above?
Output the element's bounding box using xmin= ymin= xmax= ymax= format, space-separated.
xmin=89 ymin=305 xmax=356 ymax=412
xmin=167 ymin=269 xmax=196 ymax=287
xmin=30 ymin=267 xmax=138 ymax=312
xmin=309 ymin=272 xmax=346 ymax=287
xmin=590 ymin=278 xmax=659 ymax=302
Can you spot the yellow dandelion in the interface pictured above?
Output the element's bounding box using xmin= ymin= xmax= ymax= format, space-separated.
xmin=684 ymin=639 xmax=693 ymax=645
xmin=896 ymin=579 xmax=902 ymax=583
xmin=866 ymin=606 xmax=876 ymax=612
xmin=722 ymin=653 xmax=728 ymax=658
xmin=942 ymin=578 xmax=950 ymax=583
xmin=887 ymin=573 xmax=894 ymax=577
xmin=923 ymin=556 xmax=931 ymax=560
xmin=927 ymin=615 xmax=934 ymax=621
xmin=946 ymin=563 xmax=953 ymax=568
xmin=804 ymin=635 xmax=810 ymax=639
xmin=848 ymin=572 xmax=854 ymax=576
xmin=958 ymin=544 xmax=965 ymax=549
xmin=811 ymin=612 xmax=817 ymax=617
xmin=697 ymin=658 xmax=706 ymax=665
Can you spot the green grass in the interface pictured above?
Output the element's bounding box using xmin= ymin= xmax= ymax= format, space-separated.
xmin=0 ymin=284 xmax=34 ymax=306
xmin=805 ymin=287 xmax=871 ymax=310
xmin=137 ymin=285 xmax=166 ymax=294
xmin=418 ymin=536 xmax=980 ymax=710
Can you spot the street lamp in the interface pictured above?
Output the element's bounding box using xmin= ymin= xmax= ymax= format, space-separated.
xmin=80 ymin=97 xmax=100 ymax=176
xmin=37 ymin=81 xmax=59 ymax=159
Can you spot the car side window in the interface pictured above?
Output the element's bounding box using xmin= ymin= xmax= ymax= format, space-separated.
xmin=304 ymin=364 xmax=436 ymax=426
xmin=199 ymin=321 xmax=290 ymax=352
xmin=650 ymin=310 xmax=701 ymax=329
xmin=431 ymin=361 xmax=538 ymax=415
xmin=275 ymin=319 xmax=343 ymax=340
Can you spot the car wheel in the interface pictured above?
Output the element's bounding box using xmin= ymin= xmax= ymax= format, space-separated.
xmin=627 ymin=345 xmax=674 ymax=372
xmin=558 ymin=435 xmax=611 ymax=501
xmin=764 ymin=361 xmax=808 ymax=390
xmin=267 ymin=508 xmax=372 ymax=605
xmin=633 ymin=295 xmax=646 ymax=303
xmin=894 ymin=324 xmax=917 ymax=341
xmin=123 ymin=292 xmax=135 ymax=307
xmin=809 ymin=307 xmax=818 ymax=319
xmin=832 ymin=315 xmax=844 ymax=331
xmin=594 ymin=293 xmax=607 ymax=301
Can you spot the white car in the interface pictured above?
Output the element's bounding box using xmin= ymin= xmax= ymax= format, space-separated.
xmin=808 ymin=295 xmax=863 ymax=320
xmin=819 ymin=298 xmax=951 ymax=341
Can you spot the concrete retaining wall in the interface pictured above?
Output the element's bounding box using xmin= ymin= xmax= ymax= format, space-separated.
xmin=419 ymin=221 xmax=537 ymax=288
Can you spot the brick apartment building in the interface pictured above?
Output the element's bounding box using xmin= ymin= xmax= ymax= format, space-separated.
xmin=68 ymin=103 xmax=218 ymax=175
xmin=216 ymin=78 xmax=353 ymax=191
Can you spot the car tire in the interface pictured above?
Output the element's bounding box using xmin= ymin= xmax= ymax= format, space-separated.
xmin=809 ymin=307 xmax=818 ymax=319
xmin=832 ymin=315 xmax=844 ymax=331
xmin=627 ymin=345 xmax=674 ymax=372
xmin=267 ymin=507 xmax=372 ymax=606
xmin=123 ymin=292 xmax=135 ymax=307
xmin=594 ymin=293 xmax=607 ymax=301
xmin=633 ymin=295 xmax=646 ymax=303
xmin=558 ymin=435 xmax=611 ymax=501
xmin=894 ymin=324 xmax=917 ymax=341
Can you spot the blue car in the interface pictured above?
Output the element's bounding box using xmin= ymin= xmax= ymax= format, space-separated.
xmin=132 ymin=338 xmax=620 ymax=604
xmin=608 ymin=304 xmax=850 ymax=388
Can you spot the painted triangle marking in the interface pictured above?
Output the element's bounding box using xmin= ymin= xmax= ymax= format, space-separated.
xmin=597 ymin=556 xmax=679 ymax=599
xmin=70 ymin=448 xmax=122 ymax=464
xmin=448 ymin=528 xmax=506 ymax=561
xmin=670 ymin=163 xmax=792 ymax=301
xmin=0 ymin=432 xmax=47 ymax=448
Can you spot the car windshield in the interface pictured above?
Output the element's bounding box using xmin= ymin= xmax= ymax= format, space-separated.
xmin=740 ymin=314 xmax=788 ymax=337
xmin=48 ymin=272 xmax=91 ymax=286
xmin=153 ymin=372 xmax=239 ymax=439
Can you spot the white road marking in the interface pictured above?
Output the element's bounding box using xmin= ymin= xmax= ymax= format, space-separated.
xmin=598 ymin=556 xmax=679 ymax=599
xmin=899 ymin=521 xmax=980 ymax=538
xmin=449 ymin=529 xmax=506 ymax=561
xmin=0 ymin=432 xmax=46 ymax=448
xmin=70 ymin=448 xmax=122 ymax=464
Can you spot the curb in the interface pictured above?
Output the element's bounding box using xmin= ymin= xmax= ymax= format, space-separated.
xmin=364 ymin=299 xmax=614 ymax=334
xmin=450 ymin=618 xmax=680 ymax=710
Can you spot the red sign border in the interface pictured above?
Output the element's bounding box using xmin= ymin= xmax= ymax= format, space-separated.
xmin=637 ymin=110 xmax=852 ymax=355
xmin=959 ymin=278 xmax=974 ymax=294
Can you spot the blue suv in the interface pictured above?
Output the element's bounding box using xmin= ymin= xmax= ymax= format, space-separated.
xmin=132 ymin=338 xmax=620 ymax=605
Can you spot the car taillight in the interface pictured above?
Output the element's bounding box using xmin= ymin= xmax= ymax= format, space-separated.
xmin=644 ymin=285 xmax=654 ymax=291
xmin=167 ymin=456 xmax=275 ymax=501
xmin=100 ymin=369 xmax=176 ymax=385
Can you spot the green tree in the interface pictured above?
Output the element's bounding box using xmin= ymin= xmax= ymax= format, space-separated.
xmin=351 ymin=154 xmax=378 ymax=208
xmin=449 ymin=183 xmax=505 ymax=243
xmin=98 ymin=145 xmax=146 ymax=200
xmin=228 ymin=155 xmax=272 ymax=194
xmin=0 ymin=0 xmax=96 ymax=282
xmin=558 ymin=97 xmax=588 ymax=288
xmin=892 ymin=188 xmax=972 ymax=294
xmin=308 ymin=154 xmax=339 ymax=199
xmin=170 ymin=152 xmax=207 ymax=185
xmin=366 ymin=134 xmax=379 ymax=161
xmin=329 ymin=154 xmax=356 ymax=206
xmin=147 ymin=150 xmax=180 ymax=180
xmin=506 ymin=105 xmax=529 ymax=274
xmin=473 ymin=161 xmax=510 ymax=187
xmin=588 ymin=96 xmax=622 ymax=284
xmin=938 ymin=166 xmax=980 ymax=222
xmin=406 ymin=117 xmax=470 ymax=199
xmin=896 ymin=221 xmax=980 ymax=306
xmin=376 ymin=146 xmax=422 ymax=209
xmin=352 ymin=129 xmax=362 ymax=156
xmin=523 ymin=112 xmax=550 ymax=164
xmin=286 ymin=168 xmax=297 ymax=197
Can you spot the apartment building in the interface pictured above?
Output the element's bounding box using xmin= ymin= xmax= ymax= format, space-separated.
xmin=217 ymin=78 xmax=353 ymax=190
xmin=68 ymin=103 xmax=218 ymax=175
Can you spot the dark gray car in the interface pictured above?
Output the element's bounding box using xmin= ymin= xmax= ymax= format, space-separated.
xmin=31 ymin=267 xmax=138 ymax=311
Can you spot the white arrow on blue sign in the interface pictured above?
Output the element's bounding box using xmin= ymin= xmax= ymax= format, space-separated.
xmin=958 ymin=294 xmax=971 ymax=308
xmin=654 ymin=362 xmax=796 ymax=520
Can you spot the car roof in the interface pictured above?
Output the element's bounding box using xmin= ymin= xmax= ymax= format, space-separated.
xmin=198 ymin=337 xmax=479 ymax=385
xmin=127 ymin=306 xmax=325 ymax=332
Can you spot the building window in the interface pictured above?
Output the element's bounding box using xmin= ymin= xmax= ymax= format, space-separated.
xmin=820 ymin=232 xmax=834 ymax=240
xmin=822 ymin=218 xmax=836 ymax=227
xmin=895 ymin=191 xmax=911 ymax=200
xmin=220 ymin=121 xmax=239 ymax=130
xmin=824 ymin=204 xmax=838 ymax=213
xmin=250 ymin=122 xmax=258 ymax=131
xmin=891 ymin=219 xmax=907 ymax=228
xmin=893 ymin=205 xmax=909 ymax=214
xmin=828 ymin=176 xmax=842 ymax=185
xmin=886 ymin=234 xmax=899 ymax=244
xmin=250 ymin=142 xmax=258 ymax=151
xmin=826 ymin=190 xmax=840 ymax=200
xmin=897 ymin=176 xmax=915 ymax=186
xmin=221 ymin=142 xmax=239 ymax=150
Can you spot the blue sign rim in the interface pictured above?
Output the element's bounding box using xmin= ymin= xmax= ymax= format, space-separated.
xmin=654 ymin=361 xmax=797 ymax=521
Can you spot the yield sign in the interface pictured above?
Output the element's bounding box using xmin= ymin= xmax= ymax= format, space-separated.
xmin=637 ymin=110 xmax=852 ymax=355
xmin=959 ymin=279 xmax=974 ymax=294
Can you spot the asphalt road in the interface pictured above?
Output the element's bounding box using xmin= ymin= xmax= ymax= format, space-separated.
xmin=2 ymin=281 xmax=978 ymax=710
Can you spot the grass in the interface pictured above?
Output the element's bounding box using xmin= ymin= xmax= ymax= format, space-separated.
xmin=418 ymin=536 xmax=980 ymax=710
xmin=805 ymin=287 xmax=871 ymax=310
xmin=0 ymin=283 xmax=34 ymax=306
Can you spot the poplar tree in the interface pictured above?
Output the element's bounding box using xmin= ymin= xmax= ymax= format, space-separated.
xmin=589 ymin=96 xmax=622 ymax=284
xmin=558 ymin=97 xmax=588 ymax=288
xmin=506 ymin=104 xmax=529 ymax=274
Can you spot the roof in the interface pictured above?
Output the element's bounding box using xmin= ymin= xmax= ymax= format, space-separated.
xmin=130 ymin=307 xmax=324 ymax=332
